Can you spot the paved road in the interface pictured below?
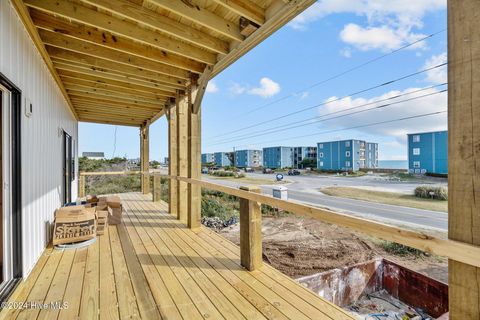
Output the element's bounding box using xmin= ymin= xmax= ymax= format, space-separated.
xmin=204 ymin=173 xmax=448 ymax=232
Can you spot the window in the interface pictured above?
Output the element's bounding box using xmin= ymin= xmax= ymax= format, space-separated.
xmin=413 ymin=148 xmax=420 ymax=155
xmin=345 ymin=161 xmax=351 ymax=167
xmin=345 ymin=151 xmax=350 ymax=157
xmin=413 ymin=135 xmax=421 ymax=142
xmin=345 ymin=141 xmax=350 ymax=147
xmin=319 ymin=152 xmax=324 ymax=158
xmin=319 ymin=161 xmax=324 ymax=167
xmin=319 ymin=144 xmax=323 ymax=149
xmin=413 ymin=161 xmax=420 ymax=168
xmin=368 ymin=144 xmax=372 ymax=150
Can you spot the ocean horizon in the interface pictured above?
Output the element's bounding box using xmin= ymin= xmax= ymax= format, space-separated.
xmin=378 ymin=160 xmax=408 ymax=169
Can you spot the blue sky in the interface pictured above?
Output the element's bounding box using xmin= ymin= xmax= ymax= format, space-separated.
xmin=79 ymin=0 xmax=447 ymax=161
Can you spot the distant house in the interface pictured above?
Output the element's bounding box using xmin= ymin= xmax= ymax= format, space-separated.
xmin=164 ymin=157 xmax=169 ymax=165
xmin=82 ymin=152 xmax=105 ymax=160
xmin=201 ymin=153 xmax=215 ymax=164
xmin=214 ymin=152 xmax=232 ymax=167
xmin=407 ymin=131 xmax=448 ymax=174
xmin=263 ymin=146 xmax=294 ymax=169
xmin=317 ymin=140 xmax=378 ymax=171
xmin=293 ymin=146 xmax=317 ymax=168
xmin=235 ymin=150 xmax=263 ymax=168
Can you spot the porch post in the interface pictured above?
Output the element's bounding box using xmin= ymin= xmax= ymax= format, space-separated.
xmin=140 ymin=121 xmax=150 ymax=194
xmin=176 ymin=91 xmax=188 ymax=223
xmin=188 ymin=81 xmax=202 ymax=229
xmin=167 ymin=99 xmax=178 ymax=216
xmin=448 ymin=0 xmax=480 ymax=317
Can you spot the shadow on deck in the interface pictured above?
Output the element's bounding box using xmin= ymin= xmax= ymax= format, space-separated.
xmin=0 ymin=193 xmax=352 ymax=320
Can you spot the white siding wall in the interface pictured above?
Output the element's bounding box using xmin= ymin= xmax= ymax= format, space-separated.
xmin=0 ymin=1 xmax=78 ymax=276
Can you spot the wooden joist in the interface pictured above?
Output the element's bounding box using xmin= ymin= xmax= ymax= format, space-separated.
xmin=148 ymin=0 xmax=244 ymax=42
xmin=25 ymin=0 xmax=216 ymax=65
xmin=40 ymin=29 xmax=190 ymax=80
xmin=78 ymin=117 xmax=143 ymax=127
xmin=47 ymin=47 xmax=186 ymax=89
xmin=65 ymin=87 xmax=165 ymax=106
xmin=211 ymin=0 xmax=265 ymax=25
xmin=82 ymin=0 xmax=229 ymax=55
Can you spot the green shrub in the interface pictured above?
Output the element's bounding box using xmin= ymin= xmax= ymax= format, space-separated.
xmin=380 ymin=241 xmax=424 ymax=257
xmin=210 ymin=170 xmax=235 ymax=177
xmin=414 ymin=185 xmax=448 ymax=200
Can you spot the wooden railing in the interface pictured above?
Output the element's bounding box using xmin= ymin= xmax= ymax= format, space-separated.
xmin=78 ymin=171 xmax=480 ymax=271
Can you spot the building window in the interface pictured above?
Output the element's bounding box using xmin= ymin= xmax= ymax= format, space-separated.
xmin=345 ymin=161 xmax=351 ymax=167
xmin=413 ymin=148 xmax=420 ymax=155
xmin=345 ymin=141 xmax=350 ymax=147
xmin=345 ymin=151 xmax=350 ymax=157
xmin=413 ymin=161 xmax=420 ymax=168
xmin=413 ymin=135 xmax=421 ymax=142
xmin=368 ymin=144 xmax=372 ymax=150
xmin=319 ymin=152 xmax=324 ymax=158
xmin=319 ymin=144 xmax=323 ymax=149
xmin=319 ymin=161 xmax=324 ymax=167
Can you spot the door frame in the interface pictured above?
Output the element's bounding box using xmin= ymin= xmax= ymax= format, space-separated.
xmin=0 ymin=73 xmax=23 ymax=301
xmin=62 ymin=130 xmax=73 ymax=205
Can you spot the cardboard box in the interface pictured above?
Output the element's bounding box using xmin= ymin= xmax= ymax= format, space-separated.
xmin=53 ymin=206 xmax=96 ymax=245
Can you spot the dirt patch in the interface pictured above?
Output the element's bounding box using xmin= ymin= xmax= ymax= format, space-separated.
xmin=219 ymin=215 xmax=448 ymax=282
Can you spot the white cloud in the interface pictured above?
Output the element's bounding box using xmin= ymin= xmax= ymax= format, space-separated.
xmin=206 ymin=81 xmax=219 ymax=93
xmin=423 ymin=52 xmax=447 ymax=84
xmin=248 ymin=77 xmax=281 ymax=98
xmin=317 ymin=86 xmax=447 ymax=146
xmin=290 ymin=0 xmax=446 ymax=52
xmin=340 ymin=23 xmax=426 ymax=52
xmin=229 ymin=82 xmax=246 ymax=95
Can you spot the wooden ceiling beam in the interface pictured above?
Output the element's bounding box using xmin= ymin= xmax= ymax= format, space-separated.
xmin=211 ymin=0 xmax=265 ymax=25
xmin=31 ymin=10 xmax=206 ymax=74
xmin=65 ymin=86 xmax=166 ymax=105
xmin=62 ymin=78 xmax=167 ymax=101
xmin=81 ymin=0 xmax=228 ymax=55
xmin=74 ymin=106 xmax=158 ymax=117
xmin=77 ymin=110 xmax=151 ymax=120
xmin=40 ymin=29 xmax=189 ymax=80
xmin=148 ymin=0 xmax=244 ymax=42
xmin=10 ymin=0 xmax=77 ymax=119
xmin=67 ymin=92 xmax=163 ymax=109
xmin=78 ymin=117 xmax=142 ymax=127
xmin=70 ymin=97 xmax=162 ymax=111
xmin=55 ymin=67 xmax=175 ymax=96
xmin=25 ymin=0 xmax=216 ymax=65
xmin=47 ymin=47 xmax=186 ymax=90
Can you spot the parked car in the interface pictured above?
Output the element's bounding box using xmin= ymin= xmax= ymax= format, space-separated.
xmin=287 ymin=169 xmax=301 ymax=176
xmin=244 ymin=167 xmax=254 ymax=173
xmin=263 ymin=168 xmax=273 ymax=174
xmin=201 ymin=167 xmax=209 ymax=174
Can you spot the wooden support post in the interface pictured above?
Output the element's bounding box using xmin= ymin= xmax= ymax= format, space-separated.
xmin=187 ymin=81 xmax=203 ymax=229
xmin=448 ymin=1 xmax=480 ymax=318
xmin=176 ymin=91 xmax=188 ymax=223
xmin=140 ymin=122 xmax=150 ymax=194
xmin=153 ymin=176 xmax=162 ymax=202
xmin=168 ymin=100 xmax=178 ymax=216
xmin=79 ymin=174 xmax=85 ymax=198
xmin=239 ymin=186 xmax=262 ymax=271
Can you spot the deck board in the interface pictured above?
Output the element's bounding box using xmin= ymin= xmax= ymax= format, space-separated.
xmin=0 ymin=193 xmax=354 ymax=320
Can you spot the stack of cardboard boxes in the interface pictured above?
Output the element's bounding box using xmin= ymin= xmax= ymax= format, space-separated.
xmin=52 ymin=195 xmax=124 ymax=246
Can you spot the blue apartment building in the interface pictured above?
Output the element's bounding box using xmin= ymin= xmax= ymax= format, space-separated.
xmin=235 ymin=150 xmax=263 ymax=168
xmin=201 ymin=153 xmax=215 ymax=164
xmin=317 ymin=139 xmax=378 ymax=171
xmin=407 ymin=131 xmax=448 ymax=174
xmin=263 ymin=147 xmax=294 ymax=168
xmin=293 ymin=146 xmax=317 ymax=168
xmin=214 ymin=152 xmax=232 ymax=167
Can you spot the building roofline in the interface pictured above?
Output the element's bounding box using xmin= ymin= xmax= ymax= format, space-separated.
xmin=407 ymin=130 xmax=448 ymax=136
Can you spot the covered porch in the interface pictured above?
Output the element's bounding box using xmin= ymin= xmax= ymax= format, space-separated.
xmin=0 ymin=193 xmax=350 ymax=320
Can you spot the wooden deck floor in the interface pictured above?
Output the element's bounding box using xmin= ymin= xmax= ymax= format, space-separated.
xmin=0 ymin=193 xmax=353 ymax=320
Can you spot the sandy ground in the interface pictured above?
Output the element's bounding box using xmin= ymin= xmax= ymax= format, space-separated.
xmin=218 ymin=215 xmax=448 ymax=283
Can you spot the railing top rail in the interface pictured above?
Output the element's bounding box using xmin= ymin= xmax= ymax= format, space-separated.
xmin=79 ymin=171 xmax=480 ymax=268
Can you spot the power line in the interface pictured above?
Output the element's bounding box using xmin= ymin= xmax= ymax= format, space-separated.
xmin=209 ymin=88 xmax=447 ymax=146
xmin=207 ymin=62 xmax=447 ymax=140
xmin=210 ymin=83 xmax=447 ymax=144
xmin=228 ymin=29 xmax=446 ymax=120
xmin=228 ymin=110 xmax=447 ymax=149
